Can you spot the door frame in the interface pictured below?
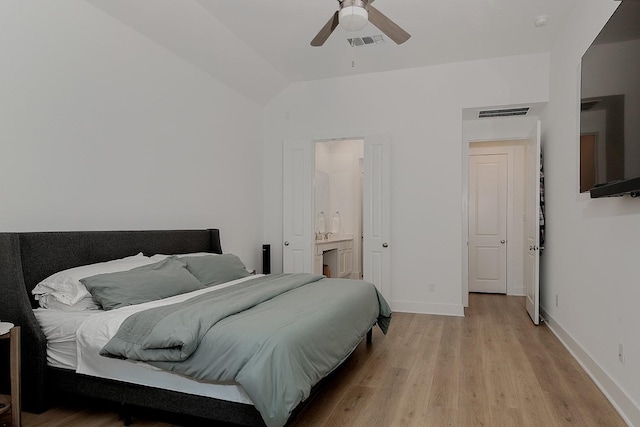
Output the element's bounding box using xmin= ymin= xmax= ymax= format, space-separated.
xmin=283 ymin=131 xmax=392 ymax=301
xmin=462 ymin=139 xmax=527 ymax=306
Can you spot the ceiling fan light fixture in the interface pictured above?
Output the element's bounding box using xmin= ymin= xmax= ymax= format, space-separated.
xmin=311 ymin=0 xmax=409 ymax=47
xmin=339 ymin=5 xmax=369 ymax=32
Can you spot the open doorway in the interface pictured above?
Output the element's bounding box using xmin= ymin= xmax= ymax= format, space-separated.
xmin=313 ymin=139 xmax=364 ymax=279
xmin=461 ymin=106 xmax=543 ymax=313
xmin=283 ymin=134 xmax=391 ymax=300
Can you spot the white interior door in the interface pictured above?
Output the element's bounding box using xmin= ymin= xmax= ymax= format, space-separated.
xmin=282 ymin=140 xmax=313 ymax=273
xmin=525 ymin=121 xmax=541 ymax=325
xmin=468 ymin=154 xmax=508 ymax=293
xmin=363 ymin=134 xmax=391 ymax=301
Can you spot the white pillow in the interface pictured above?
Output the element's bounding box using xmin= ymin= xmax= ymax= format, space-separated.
xmin=32 ymin=253 xmax=156 ymax=306
xmin=36 ymin=294 xmax=102 ymax=311
xmin=149 ymin=252 xmax=217 ymax=262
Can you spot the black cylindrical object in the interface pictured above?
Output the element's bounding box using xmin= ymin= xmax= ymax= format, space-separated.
xmin=262 ymin=244 xmax=271 ymax=274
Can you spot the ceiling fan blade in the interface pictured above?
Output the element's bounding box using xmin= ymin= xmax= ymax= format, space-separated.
xmin=311 ymin=11 xmax=340 ymax=47
xmin=368 ymin=5 xmax=411 ymax=45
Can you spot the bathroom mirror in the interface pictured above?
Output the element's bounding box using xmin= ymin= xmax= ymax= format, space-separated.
xmin=314 ymin=170 xmax=331 ymax=235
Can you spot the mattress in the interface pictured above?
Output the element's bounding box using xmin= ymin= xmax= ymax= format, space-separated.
xmin=33 ymin=309 xmax=92 ymax=369
xmin=33 ymin=275 xmax=261 ymax=405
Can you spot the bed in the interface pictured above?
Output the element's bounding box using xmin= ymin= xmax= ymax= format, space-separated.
xmin=0 ymin=229 xmax=390 ymax=426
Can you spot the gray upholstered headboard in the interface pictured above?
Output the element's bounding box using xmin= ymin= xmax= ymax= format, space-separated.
xmin=0 ymin=228 xmax=222 ymax=412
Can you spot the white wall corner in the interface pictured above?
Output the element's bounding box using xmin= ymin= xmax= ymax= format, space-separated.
xmin=541 ymin=308 xmax=640 ymax=427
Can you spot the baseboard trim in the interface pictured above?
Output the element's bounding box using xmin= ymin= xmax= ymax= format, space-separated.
xmin=392 ymin=300 xmax=464 ymax=317
xmin=541 ymin=307 xmax=639 ymax=427
xmin=507 ymin=285 xmax=525 ymax=296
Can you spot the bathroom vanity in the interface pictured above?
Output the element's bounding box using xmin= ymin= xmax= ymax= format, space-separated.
xmin=314 ymin=237 xmax=353 ymax=278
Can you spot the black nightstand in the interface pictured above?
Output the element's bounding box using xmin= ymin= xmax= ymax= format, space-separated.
xmin=0 ymin=326 xmax=20 ymax=427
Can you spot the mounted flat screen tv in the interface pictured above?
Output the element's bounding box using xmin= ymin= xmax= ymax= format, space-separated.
xmin=580 ymin=1 xmax=640 ymax=197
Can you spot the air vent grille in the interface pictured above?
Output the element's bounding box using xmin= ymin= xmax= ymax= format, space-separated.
xmin=348 ymin=34 xmax=385 ymax=47
xmin=478 ymin=107 xmax=530 ymax=118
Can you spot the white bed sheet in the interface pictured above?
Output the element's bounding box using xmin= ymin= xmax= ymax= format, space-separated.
xmin=34 ymin=275 xmax=262 ymax=405
xmin=33 ymin=309 xmax=91 ymax=369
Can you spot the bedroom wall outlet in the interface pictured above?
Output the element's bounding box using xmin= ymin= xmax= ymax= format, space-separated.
xmin=428 ymin=282 xmax=436 ymax=292
xmin=618 ymin=343 xmax=625 ymax=364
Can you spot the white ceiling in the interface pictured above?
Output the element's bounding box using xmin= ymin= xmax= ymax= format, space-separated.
xmin=85 ymin=0 xmax=579 ymax=105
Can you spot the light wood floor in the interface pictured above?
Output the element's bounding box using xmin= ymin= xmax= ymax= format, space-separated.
xmin=15 ymin=294 xmax=626 ymax=427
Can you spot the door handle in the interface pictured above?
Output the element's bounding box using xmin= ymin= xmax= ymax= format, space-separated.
xmin=500 ymin=240 xmax=506 ymax=244
xmin=284 ymin=241 xmax=290 ymax=246
xmin=382 ymin=242 xmax=389 ymax=248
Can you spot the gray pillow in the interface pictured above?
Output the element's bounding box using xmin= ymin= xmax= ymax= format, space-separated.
xmin=81 ymin=257 xmax=204 ymax=311
xmin=180 ymin=253 xmax=250 ymax=287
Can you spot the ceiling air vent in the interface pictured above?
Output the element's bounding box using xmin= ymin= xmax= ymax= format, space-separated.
xmin=478 ymin=107 xmax=530 ymax=118
xmin=348 ymin=34 xmax=385 ymax=47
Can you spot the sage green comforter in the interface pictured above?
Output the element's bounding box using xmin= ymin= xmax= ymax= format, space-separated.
xmin=100 ymin=273 xmax=392 ymax=427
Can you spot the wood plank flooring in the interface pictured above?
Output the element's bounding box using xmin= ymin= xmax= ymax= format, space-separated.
xmin=16 ymin=294 xmax=626 ymax=427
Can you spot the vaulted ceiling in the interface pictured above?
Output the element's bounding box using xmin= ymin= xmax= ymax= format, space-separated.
xmin=85 ymin=0 xmax=578 ymax=105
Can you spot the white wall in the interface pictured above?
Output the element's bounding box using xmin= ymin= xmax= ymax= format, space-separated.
xmin=542 ymin=0 xmax=640 ymax=424
xmin=0 ymin=1 xmax=264 ymax=269
xmin=263 ymin=53 xmax=549 ymax=315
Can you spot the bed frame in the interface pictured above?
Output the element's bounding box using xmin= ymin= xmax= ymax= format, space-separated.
xmin=0 ymin=229 xmax=266 ymax=425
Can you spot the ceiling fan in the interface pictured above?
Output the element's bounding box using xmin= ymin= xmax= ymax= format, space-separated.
xmin=311 ymin=0 xmax=411 ymax=47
